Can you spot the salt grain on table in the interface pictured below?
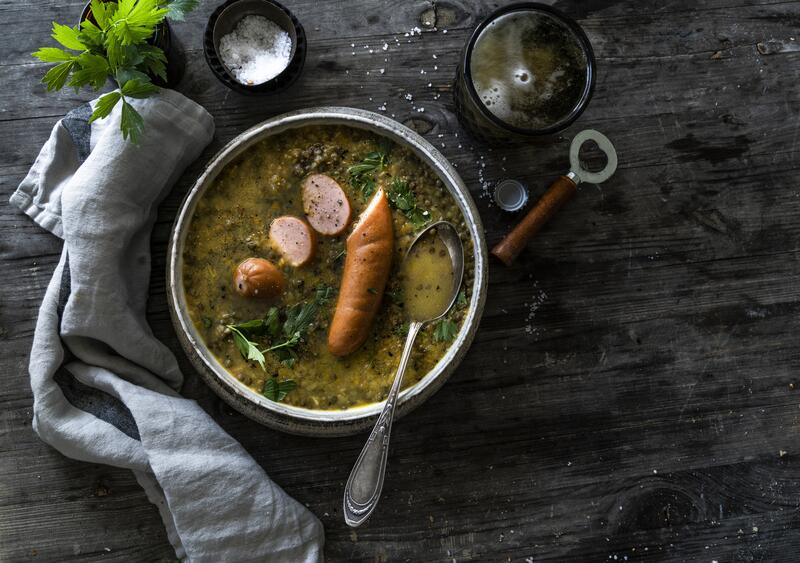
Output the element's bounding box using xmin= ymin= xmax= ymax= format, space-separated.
xmin=218 ymin=15 xmax=292 ymax=85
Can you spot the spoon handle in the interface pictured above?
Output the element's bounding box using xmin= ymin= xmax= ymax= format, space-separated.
xmin=343 ymin=320 xmax=423 ymax=527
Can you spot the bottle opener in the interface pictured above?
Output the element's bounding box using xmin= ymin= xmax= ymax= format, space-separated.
xmin=491 ymin=129 xmax=618 ymax=266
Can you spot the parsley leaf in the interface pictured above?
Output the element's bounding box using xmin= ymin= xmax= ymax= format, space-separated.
xmin=281 ymin=285 xmax=334 ymax=339
xmin=229 ymin=308 xmax=280 ymax=339
xmin=32 ymin=47 xmax=75 ymax=63
xmin=263 ymin=307 xmax=281 ymax=338
xmin=120 ymin=98 xmax=145 ymax=143
xmin=51 ymin=22 xmax=86 ymax=51
xmin=456 ymin=289 xmax=467 ymax=308
xmin=433 ymin=319 xmax=458 ymax=342
xmin=110 ymin=0 xmax=170 ymax=46
xmin=89 ymin=91 xmax=122 ymax=123
xmin=262 ymin=378 xmax=297 ymax=402
xmin=69 ymin=52 xmax=110 ymax=90
xmin=227 ymin=325 xmax=266 ymax=370
xmin=121 ymin=78 xmax=159 ymax=98
xmin=78 ymin=20 xmax=105 ymax=50
xmin=90 ymin=0 xmax=112 ymax=28
xmin=387 ymin=178 xmax=430 ymax=227
xmin=348 ymin=149 xmax=389 ymax=198
xmin=42 ymin=60 xmax=77 ymax=91
xmin=139 ymin=44 xmax=167 ymax=81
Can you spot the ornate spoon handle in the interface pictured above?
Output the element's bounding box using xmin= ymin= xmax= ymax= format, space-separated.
xmin=343 ymin=320 xmax=423 ymax=527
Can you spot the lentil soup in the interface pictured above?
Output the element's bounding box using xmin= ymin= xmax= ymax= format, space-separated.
xmin=183 ymin=125 xmax=474 ymax=409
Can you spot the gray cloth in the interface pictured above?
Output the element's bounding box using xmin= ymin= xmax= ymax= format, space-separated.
xmin=10 ymin=89 xmax=324 ymax=562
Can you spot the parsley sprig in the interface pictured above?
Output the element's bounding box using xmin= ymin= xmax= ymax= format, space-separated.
xmin=433 ymin=319 xmax=458 ymax=342
xmin=228 ymin=324 xmax=267 ymax=370
xmin=348 ymin=149 xmax=389 ymax=198
xmin=387 ymin=178 xmax=430 ymax=227
xmin=433 ymin=290 xmax=468 ymax=342
xmin=226 ymin=285 xmax=334 ymax=369
xmin=32 ymin=0 xmax=198 ymax=143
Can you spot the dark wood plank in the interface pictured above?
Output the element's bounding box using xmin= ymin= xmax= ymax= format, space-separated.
xmin=2 ymin=0 xmax=800 ymax=561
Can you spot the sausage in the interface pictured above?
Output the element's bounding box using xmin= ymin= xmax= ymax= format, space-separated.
xmin=302 ymin=174 xmax=352 ymax=236
xmin=233 ymin=258 xmax=285 ymax=299
xmin=328 ymin=189 xmax=394 ymax=356
xmin=269 ymin=215 xmax=317 ymax=267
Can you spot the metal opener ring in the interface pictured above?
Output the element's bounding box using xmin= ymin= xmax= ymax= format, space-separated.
xmin=569 ymin=129 xmax=618 ymax=185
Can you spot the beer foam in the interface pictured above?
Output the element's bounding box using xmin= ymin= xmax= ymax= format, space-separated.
xmin=469 ymin=10 xmax=588 ymax=129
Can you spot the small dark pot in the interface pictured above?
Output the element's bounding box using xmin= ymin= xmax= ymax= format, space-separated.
xmin=79 ymin=0 xmax=185 ymax=88
xmin=203 ymin=0 xmax=306 ymax=95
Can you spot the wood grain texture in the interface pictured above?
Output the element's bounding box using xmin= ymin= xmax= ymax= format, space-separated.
xmin=2 ymin=0 xmax=800 ymax=561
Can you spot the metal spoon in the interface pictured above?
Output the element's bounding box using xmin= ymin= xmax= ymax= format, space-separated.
xmin=343 ymin=221 xmax=465 ymax=527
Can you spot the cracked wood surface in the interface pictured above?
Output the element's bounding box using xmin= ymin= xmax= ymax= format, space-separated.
xmin=2 ymin=0 xmax=800 ymax=561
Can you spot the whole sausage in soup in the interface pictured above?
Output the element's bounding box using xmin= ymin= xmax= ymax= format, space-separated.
xmin=328 ymin=189 xmax=394 ymax=356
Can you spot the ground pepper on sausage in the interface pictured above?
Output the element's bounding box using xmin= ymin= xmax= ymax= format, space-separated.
xmin=183 ymin=125 xmax=475 ymax=410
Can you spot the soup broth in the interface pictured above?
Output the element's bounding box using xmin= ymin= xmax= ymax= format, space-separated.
xmin=183 ymin=125 xmax=473 ymax=410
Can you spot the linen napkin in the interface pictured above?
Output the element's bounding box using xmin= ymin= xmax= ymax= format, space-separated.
xmin=10 ymin=89 xmax=324 ymax=562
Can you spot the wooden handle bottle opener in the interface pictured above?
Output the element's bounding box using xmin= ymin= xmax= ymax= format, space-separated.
xmin=491 ymin=130 xmax=619 ymax=266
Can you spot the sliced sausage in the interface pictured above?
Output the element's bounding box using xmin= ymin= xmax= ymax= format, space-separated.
xmin=233 ymin=257 xmax=285 ymax=299
xmin=302 ymin=174 xmax=352 ymax=236
xmin=328 ymin=189 xmax=394 ymax=356
xmin=269 ymin=215 xmax=317 ymax=267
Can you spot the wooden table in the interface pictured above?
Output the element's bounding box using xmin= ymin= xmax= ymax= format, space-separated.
xmin=3 ymin=0 xmax=799 ymax=560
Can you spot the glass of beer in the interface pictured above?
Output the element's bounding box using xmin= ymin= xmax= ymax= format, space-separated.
xmin=453 ymin=3 xmax=596 ymax=143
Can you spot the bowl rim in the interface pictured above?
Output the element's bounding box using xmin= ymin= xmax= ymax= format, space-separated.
xmin=167 ymin=107 xmax=488 ymax=436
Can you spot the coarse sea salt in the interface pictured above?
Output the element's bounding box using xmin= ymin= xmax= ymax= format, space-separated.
xmin=218 ymin=15 xmax=292 ymax=85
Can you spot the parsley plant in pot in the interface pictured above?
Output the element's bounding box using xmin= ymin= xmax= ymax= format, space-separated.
xmin=33 ymin=0 xmax=198 ymax=143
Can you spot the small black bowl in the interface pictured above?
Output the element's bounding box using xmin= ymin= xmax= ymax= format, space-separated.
xmin=204 ymin=0 xmax=306 ymax=95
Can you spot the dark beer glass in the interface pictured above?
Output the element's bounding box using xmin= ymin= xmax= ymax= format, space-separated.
xmin=453 ymin=3 xmax=596 ymax=143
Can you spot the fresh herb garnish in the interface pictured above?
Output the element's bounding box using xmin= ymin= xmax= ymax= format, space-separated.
xmin=32 ymin=0 xmax=198 ymax=143
xmin=262 ymin=377 xmax=297 ymax=402
xmin=227 ymin=325 xmax=266 ymax=370
xmin=348 ymin=149 xmax=389 ymax=198
xmin=281 ymin=285 xmax=333 ymax=338
xmin=227 ymin=286 xmax=333 ymax=369
xmin=393 ymin=321 xmax=410 ymax=336
xmin=433 ymin=319 xmax=458 ymax=342
xmin=388 ymin=178 xmax=430 ymax=227
xmin=456 ymin=289 xmax=467 ymax=308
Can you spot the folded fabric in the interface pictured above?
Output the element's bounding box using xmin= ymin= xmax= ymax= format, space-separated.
xmin=10 ymin=89 xmax=324 ymax=562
